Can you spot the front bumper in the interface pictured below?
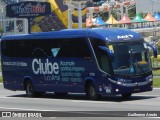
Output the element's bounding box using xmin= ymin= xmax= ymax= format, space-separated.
xmin=100 ymin=77 xmax=153 ymax=95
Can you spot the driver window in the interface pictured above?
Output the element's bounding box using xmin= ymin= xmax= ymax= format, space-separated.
xmin=90 ymin=38 xmax=112 ymax=74
xmin=96 ymin=49 xmax=111 ymax=74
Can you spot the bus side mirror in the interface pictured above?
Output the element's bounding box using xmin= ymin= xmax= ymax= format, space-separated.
xmin=146 ymin=43 xmax=157 ymax=58
xmin=98 ymin=46 xmax=114 ymax=59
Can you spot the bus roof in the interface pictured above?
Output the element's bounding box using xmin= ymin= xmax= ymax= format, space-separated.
xmin=1 ymin=28 xmax=143 ymax=42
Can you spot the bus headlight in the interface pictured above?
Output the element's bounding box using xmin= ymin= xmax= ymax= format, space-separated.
xmin=116 ymin=89 xmax=119 ymax=92
xmin=148 ymin=78 xmax=153 ymax=82
xmin=117 ymin=81 xmax=122 ymax=85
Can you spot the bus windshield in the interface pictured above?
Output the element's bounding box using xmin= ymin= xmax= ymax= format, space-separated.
xmin=110 ymin=41 xmax=152 ymax=76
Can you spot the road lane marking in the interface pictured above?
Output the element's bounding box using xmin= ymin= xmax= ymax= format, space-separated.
xmin=71 ymin=100 xmax=112 ymax=104
xmin=146 ymin=117 xmax=160 ymax=119
xmin=132 ymin=95 xmax=160 ymax=97
xmin=0 ymin=106 xmax=59 ymax=111
xmin=153 ymin=88 xmax=160 ymax=90
xmin=0 ymin=96 xmax=114 ymax=104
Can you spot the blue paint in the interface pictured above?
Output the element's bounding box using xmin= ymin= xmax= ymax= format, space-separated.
xmin=1 ymin=28 xmax=155 ymax=97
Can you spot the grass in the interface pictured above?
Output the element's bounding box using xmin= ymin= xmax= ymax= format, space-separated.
xmin=0 ymin=76 xmax=2 ymax=83
xmin=151 ymin=55 xmax=160 ymax=69
xmin=153 ymin=78 xmax=160 ymax=87
xmin=152 ymin=69 xmax=160 ymax=76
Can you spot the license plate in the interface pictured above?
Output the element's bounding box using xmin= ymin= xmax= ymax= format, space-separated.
xmin=134 ymin=88 xmax=140 ymax=92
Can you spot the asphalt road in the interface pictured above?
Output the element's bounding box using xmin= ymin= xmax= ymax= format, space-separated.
xmin=0 ymin=83 xmax=160 ymax=120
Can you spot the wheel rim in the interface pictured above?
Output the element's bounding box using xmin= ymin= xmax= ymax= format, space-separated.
xmin=89 ymin=86 xmax=95 ymax=97
xmin=27 ymin=84 xmax=32 ymax=96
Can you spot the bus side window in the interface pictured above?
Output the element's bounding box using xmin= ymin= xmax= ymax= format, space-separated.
xmin=57 ymin=38 xmax=92 ymax=60
xmin=31 ymin=40 xmax=55 ymax=58
xmin=32 ymin=47 xmax=48 ymax=57
xmin=90 ymin=38 xmax=112 ymax=75
xmin=57 ymin=39 xmax=72 ymax=57
xmin=2 ymin=41 xmax=15 ymax=57
xmin=16 ymin=41 xmax=29 ymax=58
xmin=71 ymin=38 xmax=92 ymax=59
xmin=96 ymin=49 xmax=111 ymax=74
xmin=70 ymin=38 xmax=92 ymax=59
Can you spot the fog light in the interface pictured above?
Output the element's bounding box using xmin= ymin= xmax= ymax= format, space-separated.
xmin=106 ymin=87 xmax=111 ymax=93
xmin=116 ymin=89 xmax=119 ymax=92
xmin=149 ymin=78 xmax=153 ymax=82
xmin=99 ymin=86 xmax=102 ymax=91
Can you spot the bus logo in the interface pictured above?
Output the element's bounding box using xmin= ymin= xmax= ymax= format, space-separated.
xmin=32 ymin=59 xmax=59 ymax=75
xmin=117 ymin=35 xmax=133 ymax=39
xmin=51 ymin=48 xmax=60 ymax=57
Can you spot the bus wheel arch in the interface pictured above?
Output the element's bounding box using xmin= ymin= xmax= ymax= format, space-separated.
xmin=84 ymin=79 xmax=100 ymax=100
xmin=24 ymin=77 xmax=40 ymax=97
xmin=23 ymin=78 xmax=35 ymax=97
xmin=23 ymin=77 xmax=33 ymax=90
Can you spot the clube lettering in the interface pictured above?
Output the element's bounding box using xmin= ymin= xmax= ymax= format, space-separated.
xmin=32 ymin=59 xmax=59 ymax=75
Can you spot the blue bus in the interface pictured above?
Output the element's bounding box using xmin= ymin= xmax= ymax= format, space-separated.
xmin=1 ymin=28 xmax=157 ymax=100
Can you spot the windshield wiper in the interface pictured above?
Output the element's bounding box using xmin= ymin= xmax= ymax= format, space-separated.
xmin=134 ymin=61 xmax=145 ymax=74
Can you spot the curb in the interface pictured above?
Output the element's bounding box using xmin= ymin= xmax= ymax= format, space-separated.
xmin=153 ymin=76 xmax=160 ymax=78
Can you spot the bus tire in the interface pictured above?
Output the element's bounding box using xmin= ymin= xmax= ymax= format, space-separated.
xmin=25 ymin=81 xmax=36 ymax=97
xmin=86 ymin=83 xmax=100 ymax=100
xmin=122 ymin=93 xmax=132 ymax=99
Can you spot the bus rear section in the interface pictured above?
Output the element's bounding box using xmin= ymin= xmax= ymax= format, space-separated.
xmin=1 ymin=28 xmax=157 ymax=100
xmin=1 ymin=33 xmax=101 ymax=99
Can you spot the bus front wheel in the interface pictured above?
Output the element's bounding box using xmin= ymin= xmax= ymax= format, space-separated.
xmin=86 ymin=83 xmax=100 ymax=100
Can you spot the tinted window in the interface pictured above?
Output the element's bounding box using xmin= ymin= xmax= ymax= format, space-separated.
xmin=15 ymin=41 xmax=33 ymax=57
xmin=57 ymin=38 xmax=91 ymax=58
xmin=2 ymin=41 xmax=15 ymax=57
xmin=2 ymin=38 xmax=92 ymax=59
xmin=90 ymin=38 xmax=112 ymax=74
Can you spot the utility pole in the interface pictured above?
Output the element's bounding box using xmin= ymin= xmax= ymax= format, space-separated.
xmin=151 ymin=0 xmax=156 ymax=15
xmin=64 ymin=0 xmax=87 ymax=29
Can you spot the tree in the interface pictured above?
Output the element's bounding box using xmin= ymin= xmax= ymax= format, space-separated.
xmin=0 ymin=27 xmax=3 ymax=36
xmin=128 ymin=7 xmax=136 ymax=18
